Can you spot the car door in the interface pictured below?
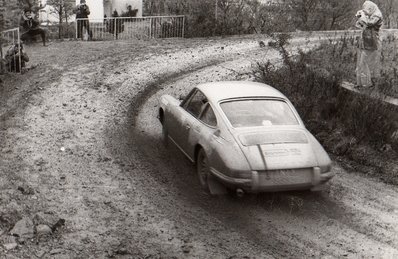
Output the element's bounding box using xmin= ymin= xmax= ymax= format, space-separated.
xmin=175 ymin=89 xmax=209 ymax=160
xmin=166 ymin=89 xmax=196 ymax=147
xmin=198 ymin=103 xmax=232 ymax=174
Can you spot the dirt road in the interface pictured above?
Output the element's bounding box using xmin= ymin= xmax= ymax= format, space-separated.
xmin=0 ymin=36 xmax=397 ymax=258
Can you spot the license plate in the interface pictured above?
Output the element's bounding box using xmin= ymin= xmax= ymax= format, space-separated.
xmin=258 ymin=168 xmax=312 ymax=186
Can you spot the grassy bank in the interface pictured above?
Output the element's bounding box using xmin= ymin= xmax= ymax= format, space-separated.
xmin=254 ymin=33 xmax=398 ymax=184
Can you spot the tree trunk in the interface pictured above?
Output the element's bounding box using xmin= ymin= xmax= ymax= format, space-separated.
xmin=65 ymin=10 xmax=69 ymax=38
xmin=0 ymin=0 xmax=4 ymax=32
xmin=58 ymin=5 xmax=63 ymax=39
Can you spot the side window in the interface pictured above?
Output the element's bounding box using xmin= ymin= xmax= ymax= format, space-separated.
xmin=180 ymin=88 xmax=196 ymax=108
xmin=200 ymin=104 xmax=217 ymax=127
xmin=184 ymin=90 xmax=208 ymax=118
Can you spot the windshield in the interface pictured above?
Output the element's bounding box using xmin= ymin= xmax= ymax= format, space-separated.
xmin=220 ymin=99 xmax=299 ymax=128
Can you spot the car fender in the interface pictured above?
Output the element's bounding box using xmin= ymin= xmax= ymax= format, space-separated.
xmin=306 ymin=131 xmax=332 ymax=171
xmin=159 ymin=95 xmax=180 ymax=115
xmin=204 ymin=130 xmax=251 ymax=179
xmin=159 ymin=94 xmax=182 ymax=127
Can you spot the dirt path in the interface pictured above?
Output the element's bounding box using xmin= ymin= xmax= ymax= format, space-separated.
xmin=0 ymin=36 xmax=397 ymax=258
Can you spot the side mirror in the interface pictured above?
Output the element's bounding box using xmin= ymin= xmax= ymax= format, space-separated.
xmin=179 ymin=94 xmax=186 ymax=101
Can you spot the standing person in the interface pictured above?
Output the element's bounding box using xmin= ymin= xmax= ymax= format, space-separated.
xmin=124 ymin=5 xmax=138 ymax=17
xmin=74 ymin=0 xmax=91 ymax=40
xmin=20 ymin=8 xmax=47 ymax=46
xmin=356 ymin=1 xmax=383 ymax=88
xmin=5 ymin=43 xmax=29 ymax=73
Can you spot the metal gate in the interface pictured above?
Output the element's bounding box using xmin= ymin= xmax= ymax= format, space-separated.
xmin=75 ymin=16 xmax=185 ymax=41
xmin=1 ymin=28 xmax=22 ymax=73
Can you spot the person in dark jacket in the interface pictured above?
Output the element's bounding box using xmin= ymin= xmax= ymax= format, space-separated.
xmin=20 ymin=9 xmax=47 ymax=46
xmin=5 ymin=43 xmax=29 ymax=73
xmin=74 ymin=0 xmax=92 ymax=40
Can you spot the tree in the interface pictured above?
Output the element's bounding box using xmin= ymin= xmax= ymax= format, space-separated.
xmin=19 ymin=0 xmax=44 ymax=12
xmin=286 ymin=0 xmax=319 ymax=30
xmin=0 ymin=0 xmax=4 ymax=32
xmin=375 ymin=0 xmax=398 ymax=28
xmin=283 ymin=0 xmax=356 ymax=31
xmin=319 ymin=0 xmax=355 ymax=30
xmin=0 ymin=0 xmax=5 ymax=71
xmin=47 ymin=0 xmax=75 ymax=39
xmin=143 ymin=0 xmax=358 ymax=37
xmin=257 ymin=2 xmax=295 ymax=33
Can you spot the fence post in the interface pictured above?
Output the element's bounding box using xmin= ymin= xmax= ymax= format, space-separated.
xmin=17 ymin=28 xmax=21 ymax=73
xmin=182 ymin=16 xmax=185 ymax=38
xmin=149 ymin=17 xmax=152 ymax=38
xmin=114 ymin=18 xmax=117 ymax=40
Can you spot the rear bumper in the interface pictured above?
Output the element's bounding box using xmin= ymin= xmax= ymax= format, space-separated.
xmin=210 ymin=167 xmax=335 ymax=193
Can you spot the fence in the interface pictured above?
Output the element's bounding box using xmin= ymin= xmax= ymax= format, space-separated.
xmin=75 ymin=16 xmax=185 ymax=41
xmin=1 ymin=28 xmax=22 ymax=73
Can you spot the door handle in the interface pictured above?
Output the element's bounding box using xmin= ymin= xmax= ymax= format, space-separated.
xmin=185 ymin=125 xmax=191 ymax=130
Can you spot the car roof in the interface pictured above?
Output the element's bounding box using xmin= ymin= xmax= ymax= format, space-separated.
xmin=196 ymin=81 xmax=287 ymax=103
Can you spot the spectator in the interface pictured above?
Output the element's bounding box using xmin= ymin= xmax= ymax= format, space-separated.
xmin=20 ymin=8 xmax=47 ymax=46
xmin=355 ymin=1 xmax=383 ymax=88
xmin=104 ymin=14 xmax=109 ymax=32
xmin=5 ymin=43 xmax=29 ymax=73
xmin=74 ymin=0 xmax=92 ymax=40
xmin=108 ymin=10 xmax=123 ymax=39
xmin=123 ymin=5 xmax=138 ymax=17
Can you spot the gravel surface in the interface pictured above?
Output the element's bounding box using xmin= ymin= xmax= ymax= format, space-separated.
xmin=0 ymin=36 xmax=397 ymax=258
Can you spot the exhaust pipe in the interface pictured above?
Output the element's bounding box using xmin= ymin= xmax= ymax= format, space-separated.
xmin=236 ymin=188 xmax=245 ymax=198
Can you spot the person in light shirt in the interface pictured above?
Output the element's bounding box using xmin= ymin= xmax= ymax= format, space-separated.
xmin=355 ymin=1 xmax=383 ymax=88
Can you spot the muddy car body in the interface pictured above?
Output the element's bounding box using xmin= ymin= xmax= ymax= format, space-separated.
xmin=158 ymin=81 xmax=334 ymax=193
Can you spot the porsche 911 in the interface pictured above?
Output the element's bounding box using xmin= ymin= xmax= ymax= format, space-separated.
xmin=158 ymin=81 xmax=334 ymax=195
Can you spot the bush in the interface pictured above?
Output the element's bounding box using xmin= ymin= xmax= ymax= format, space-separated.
xmin=253 ymin=33 xmax=398 ymax=152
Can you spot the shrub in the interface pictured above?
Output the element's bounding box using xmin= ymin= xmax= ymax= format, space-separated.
xmin=253 ymin=33 xmax=398 ymax=152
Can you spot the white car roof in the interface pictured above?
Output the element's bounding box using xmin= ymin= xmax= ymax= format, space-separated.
xmin=196 ymin=81 xmax=287 ymax=103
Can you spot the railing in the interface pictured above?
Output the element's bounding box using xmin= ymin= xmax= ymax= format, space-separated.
xmin=75 ymin=15 xmax=185 ymax=41
xmin=1 ymin=28 xmax=22 ymax=73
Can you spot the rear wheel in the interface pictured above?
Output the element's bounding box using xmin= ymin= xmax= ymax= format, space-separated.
xmin=197 ymin=149 xmax=210 ymax=192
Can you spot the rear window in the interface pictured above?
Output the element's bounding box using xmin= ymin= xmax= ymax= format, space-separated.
xmin=220 ymin=99 xmax=299 ymax=128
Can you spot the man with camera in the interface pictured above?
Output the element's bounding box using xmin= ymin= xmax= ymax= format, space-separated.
xmin=74 ymin=0 xmax=92 ymax=40
xmin=20 ymin=8 xmax=47 ymax=46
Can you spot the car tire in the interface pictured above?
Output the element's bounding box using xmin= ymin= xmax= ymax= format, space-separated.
xmin=197 ymin=148 xmax=210 ymax=193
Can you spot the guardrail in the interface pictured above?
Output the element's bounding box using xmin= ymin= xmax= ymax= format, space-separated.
xmin=76 ymin=15 xmax=185 ymax=41
xmin=1 ymin=28 xmax=22 ymax=73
